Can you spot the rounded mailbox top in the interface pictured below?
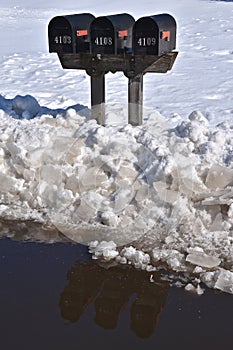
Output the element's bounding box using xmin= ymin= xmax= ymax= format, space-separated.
xmin=133 ymin=13 xmax=176 ymax=56
xmin=90 ymin=13 xmax=135 ymax=54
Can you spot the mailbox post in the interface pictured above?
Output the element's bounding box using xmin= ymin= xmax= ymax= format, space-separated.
xmin=48 ymin=12 xmax=178 ymax=126
xmin=91 ymin=74 xmax=105 ymax=125
xmin=128 ymin=74 xmax=143 ymax=126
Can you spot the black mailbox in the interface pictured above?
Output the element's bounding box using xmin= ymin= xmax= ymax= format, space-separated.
xmin=90 ymin=13 xmax=135 ymax=54
xmin=133 ymin=14 xmax=176 ymax=56
xmin=48 ymin=13 xmax=95 ymax=54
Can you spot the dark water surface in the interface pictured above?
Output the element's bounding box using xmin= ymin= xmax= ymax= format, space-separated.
xmin=0 ymin=235 xmax=232 ymax=350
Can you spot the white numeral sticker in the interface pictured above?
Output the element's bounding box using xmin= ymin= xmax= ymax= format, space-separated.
xmin=137 ymin=37 xmax=156 ymax=47
xmin=94 ymin=37 xmax=113 ymax=46
xmin=54 ymin=36 xmax=72 ymax=44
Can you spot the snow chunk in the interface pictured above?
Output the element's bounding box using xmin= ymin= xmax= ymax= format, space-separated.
xmin=12 ymin=95 xmax=40 ymax=119
xmin=185 ymin=283 xmax=205 ymax=295
xmin=100 ymin=211 xmax=120 ymax=226
xmin=88 ymin=240 xmax=119 ymax=261
xmin=120 ymin=246 xmax=151 ymax=268
xmin=188 ymin=110 xmax=208 ymax=125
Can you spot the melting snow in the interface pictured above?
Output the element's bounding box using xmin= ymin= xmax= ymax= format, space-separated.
xmin=0 ymin=103 xmax=233 ymax=295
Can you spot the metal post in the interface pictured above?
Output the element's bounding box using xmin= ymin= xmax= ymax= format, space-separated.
xmin=128 ymin=73 xmax=143 ymax=126
xmin=91 ymin=74 xmax=105 ymax=125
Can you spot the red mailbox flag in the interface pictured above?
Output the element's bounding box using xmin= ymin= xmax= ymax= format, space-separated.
xmin=118 ymin=30 xmax=128 ymax=38
xmin=161 ymin=31 xmax=171 ymax=41
xmin=77 ymin=30 xmax=88 ymax=37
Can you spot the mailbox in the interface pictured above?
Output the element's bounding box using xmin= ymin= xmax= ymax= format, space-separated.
xmin=133 ymin=14 xmax=176 ymax=56
xmin=90 ymin=13 xmax=135 ymax=54
xmin=48 ymin=13 xmax=95 ymax=54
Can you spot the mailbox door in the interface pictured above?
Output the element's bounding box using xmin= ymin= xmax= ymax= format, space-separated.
xmin=133 ymin=14 xmax=176 ymax=56
xmin=48 ymin=13 xmax=95 ymax=54
xmin=90 ymin=17 xmax=115 ymax=54
xmin=48 ymin=17 xmax=73 ymax=53
xmin=90 ymin=14 xmax=134 ymax=54
xmin=133 ymin=17 xmax=159 ymax=55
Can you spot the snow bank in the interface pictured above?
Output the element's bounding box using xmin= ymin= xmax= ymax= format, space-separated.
xmin=0 ymin=102 xmax=233 ymax=295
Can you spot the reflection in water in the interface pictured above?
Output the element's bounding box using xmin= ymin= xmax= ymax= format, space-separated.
xmin=59 ymin=261 xmax=169 ymax=338
xmin=0 ymin=220 xmax=67 ymax=243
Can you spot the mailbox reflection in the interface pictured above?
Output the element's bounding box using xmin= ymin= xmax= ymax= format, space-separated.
xmin=59 ymin=260 xmax=169 ymax=338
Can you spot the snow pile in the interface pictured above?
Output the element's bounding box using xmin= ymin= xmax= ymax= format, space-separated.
xmin=0 ymin=103 xmax=233 ymax=295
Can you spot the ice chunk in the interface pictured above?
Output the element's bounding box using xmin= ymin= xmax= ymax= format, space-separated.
xmin=201 ymin=269 xmax=233 ymax=294
xmin=74 ymin=192 xmax=102 ymax=221
xmin=109 ymin=185 xmax=135 ymax=213
xmin=192 ymin=217 xmax=206 ymax=236
xmin=205 ymin=164 xmax=233 ymax=190
xmin=135 ymin=184 xmax=149 ymax=203
xmin=193 ymin=266 xmax=205 ymax=274
xmin=79 ymin=166 xmax=108 ymax=190
xmin=185 ymin=283 xmax=196 ymax=292
xmin=63 ymin=139 xmax=85 ymax=165
xmin=153 ymin=181 xmax=180 ymax=203
xmin=117 ymin=164 xmax=137 ymax=180
xmin=6 ymin=142 xmax=25 ymax=161
xmin=214 ymin=269 xmax=233 ymax=294
xmin=65 ymin=175 xmax=80 ymax=194
xmin=186 ymin=251 xmax=221 ymax=268
xmin=26 ymin=147 xmax=46 ymax=168
xmin=185 ymin=283 xmax=204 ymax=295
xmin=174 ymin=161 xmax=207 ymax=195
xmin=209 ymin=212 xmax=223 ymax=231
xmin=0 ymin=173 xmax=24 ymax=193
xmin=228 ymin=203 xmax=233 ymax=218
xmin=39 ymin=164 xmax=62 ymax=186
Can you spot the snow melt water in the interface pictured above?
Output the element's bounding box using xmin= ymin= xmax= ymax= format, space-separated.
xmin=0 ymin=99 xmax=233 ymax=295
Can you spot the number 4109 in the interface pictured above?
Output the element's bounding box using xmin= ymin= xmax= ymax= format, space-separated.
xmin=137 ymin=37 xmax=156 ymax=46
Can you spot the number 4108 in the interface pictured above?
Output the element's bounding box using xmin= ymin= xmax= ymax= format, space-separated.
xmin=94 ymin=37 xmax=113 ymax=45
